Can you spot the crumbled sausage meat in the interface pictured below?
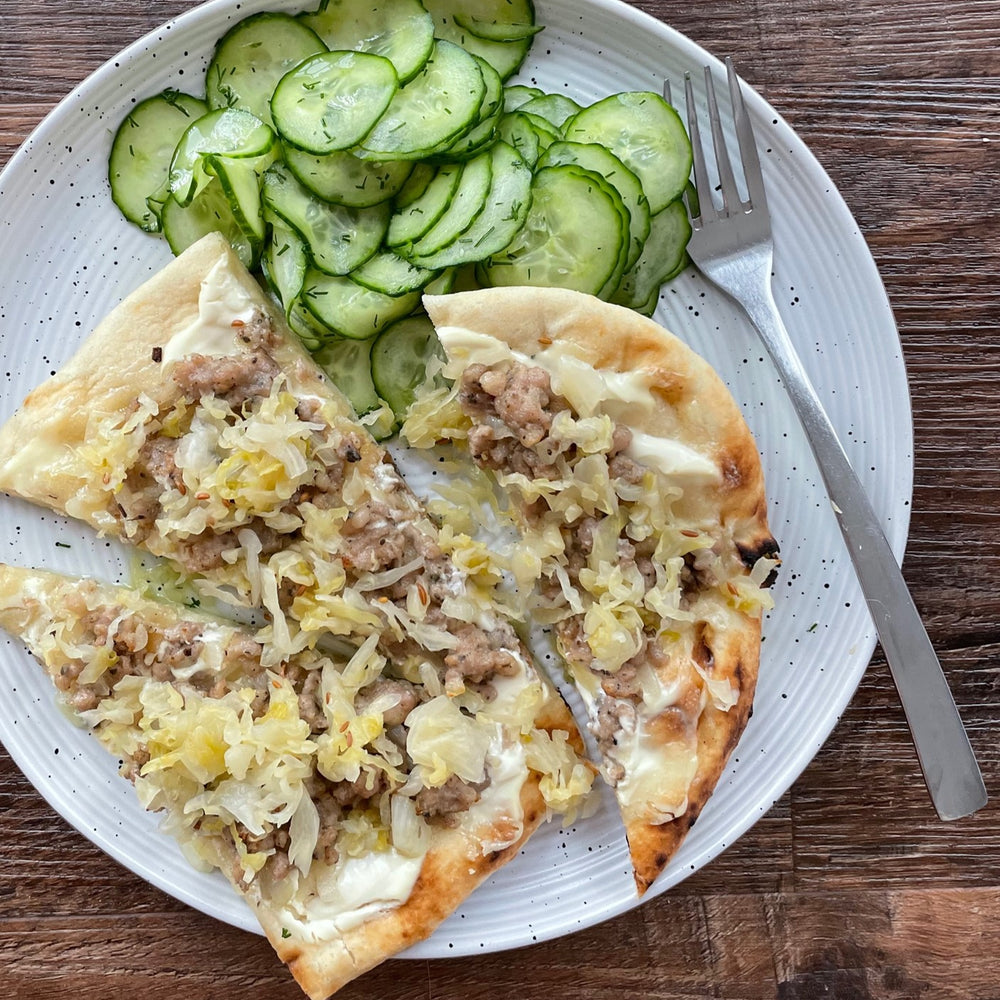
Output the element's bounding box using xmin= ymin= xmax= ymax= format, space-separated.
xmin=415 ymin=774 xmax=485 ymax=824
xmin=357 ymin=678 xmax=420 ymax=727
xmin=443 ymin=621 xmax=520 ymax=692
xmin=592 ymin=699 xmax=637 ymax=786
xmin=172 ymin=313 xmax=281 ymax=409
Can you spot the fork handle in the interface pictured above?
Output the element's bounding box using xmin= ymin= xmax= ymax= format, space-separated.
xmin=739 ymin=280 xmax=987 ymax=821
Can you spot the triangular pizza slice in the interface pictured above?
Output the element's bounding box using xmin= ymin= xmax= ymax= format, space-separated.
xmin=0 ymin=561 xmax=588 ymax=998
xmin=0 ymin=235 xmax=593 ymax=995
xmin=405 ymin=286 xmax=779 ymax=892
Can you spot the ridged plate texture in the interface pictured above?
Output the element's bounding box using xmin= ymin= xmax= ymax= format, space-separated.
xmin=0 ymin=0 xmax=912 ymax=959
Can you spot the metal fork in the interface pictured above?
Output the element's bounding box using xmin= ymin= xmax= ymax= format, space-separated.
xmin=680 ymin=59 xmax=987 ymax=821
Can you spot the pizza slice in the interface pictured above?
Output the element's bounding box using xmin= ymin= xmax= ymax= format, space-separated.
xmin=403 ymin=286 xmax=779 ymax=893
xmin=0 ymin=232 xmax=586 ymax=750
xmin=0 ymin=561 xmax=589 ymax=998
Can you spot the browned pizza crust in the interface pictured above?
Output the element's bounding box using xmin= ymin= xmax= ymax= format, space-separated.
xmin=422 ymin=286 xmax=778 ymax=893
xmin=0 ymin=233 xmax=323 ymax=523
xmin=0 ymin=560 xmax=572 ymax=1000
xmin=0 ymin=242 xmax=594 ymax=998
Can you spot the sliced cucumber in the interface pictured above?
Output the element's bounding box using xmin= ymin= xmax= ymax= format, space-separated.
xmin=497 ymin=112 xmax=541 ymax=167
xmin=437 ymin=55 xmax=504 ymax=162
xmin=271 ymin=51 xmax=398 ymax=154
xmin=287 ymin=295 xmax=335 ymax=351
xmin=261 ymin=214 xmax=308 ymax=312
xmin=400 ymin=151 xmax=494 ymax=259
xmin=517 ymin=92 xmax=582 ymax=129
xmin=564 ymin=91 xmax=693 ymax=213
xmin=358 ymin=41 xmax=486 ymax=161
xmin=423 ymin=0 xmax=536 ymax=80
xmin=169 ymin=108 xmax=276 ymax=207
xmin=386 ymin=164 xmax=462 ymax=247
xmin=298 ymin=0 xmax=435 ymax=84
xmin=483 ymin=164 xmax=626 ymax=295
xmin=423 ymin=268 xmax=458 ymax=295
xmin=314 ymin=336 xmax=386 ymax=417
xmin=503 ymin=84 xmax=543 ymax=112
xmin=350 ymin=250 xmax=437 ymax=296
xmin=282 ymin=144 xmax=412 ymax=207
xmin=109 ymin=90 xmax=208 ymax=232
xmin=161 ymin=179 xmax=257 ymax=270
xmin=538 ymin=140 xmax=650 ymax=269
xmin=406 ymin=140 xmax=531 ymax=269
xmin=453 ymin=13 xmax=543 ymax=42
xmin=207 ymin=149 xmax=277 ymax=244
xmin=205 ymin=12 xmax=327 ymax=128
xmin=612 ymin=199 xmax=692 ymax=310
xmin=371 ymin=314 xmax=444 ymax=419
xmin=262 ymin=162 xmax=389 ymax=275
xmin=301 ymin=269 xmax=421 ymax=339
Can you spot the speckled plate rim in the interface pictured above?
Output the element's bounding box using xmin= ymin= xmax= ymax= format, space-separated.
xmin=0 ymin=0 xmax=913 ymax=960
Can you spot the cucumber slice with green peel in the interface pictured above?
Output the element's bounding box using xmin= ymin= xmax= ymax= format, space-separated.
xmin=437 ymin=55 xmax=504 ymax=161
xmin=313 ymin=336 xmax=389 ymax=421
xmin=519 ymin=111 xmax=561 ymax=146
xmin=386 ymin=164 xmax=462 ymax=247
xmin=538 ymin=140 xmax=650 ymax=269
xmin=205 ymin=12 xmax=327 ymax=128
xmin=351 ymin=250 xmax=438 ymax=296
xmin=400 ymin=151 xmax=494 ymax=259
xmin=612 ymin=199 xmax=692 ymax=309
xmin=423 ymin=268 xmax=458 ymax=295
xmin=261 ymin=215 xmax=308 ymax=312
xmin=206 ymin=152 xmax=274 ymax=244
xmin=564 ymin=91 xmax=693 ymax=213
xmin=109 ymin=90 xmax=208 ymax=233
xmin=453 ymin=13 xmax=543 ymax=42
xmin=287 ymin=295 xmax=335 ymax=351
xmin=517 ymin=93 xmax=582 ymax=129
xmin=161 ymin=180 xmax=257 ymax=269
xmin=406 ymin=141 xmax=531 ymax=269
xmin=423 ymin=0 xmax=536 ymax=80
xmin=497 ymin=112 xmax=541 ymax=167
xmin=301 ymin=269 xmax=421 ymax=340
xmin=298 ymin=0 xmax=435 ymax=84
xmin=358 ymin=41 xmax=487 ymax=161
xmin=503 ymin=85 xmax=543 ymax=112
xmin=392 ymin=163 xmax=437 ymax=208
xmin=483 ymin=164 xmax=626 ymax=295
xmin=282 ymin=144 xmax=412 ymax=207
xmin=271 ymin=51 xmax=399 ymax=154
xmin=169 ymin=108 xmax=276 ymax=207
xmin=262 ymin=162 xmax=389 ymax=275
xmin=371 ymin=314 xmax=445 ymax=419
xmin=450 ymin=263 xmax=486 ymax=293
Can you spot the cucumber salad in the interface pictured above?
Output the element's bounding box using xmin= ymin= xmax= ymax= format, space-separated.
xmin=108 ymin=0 xmax=694 ymax=437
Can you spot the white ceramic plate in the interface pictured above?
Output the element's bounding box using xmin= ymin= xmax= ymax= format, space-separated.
xmin=0 ymin=0 xmax=911 ymax=958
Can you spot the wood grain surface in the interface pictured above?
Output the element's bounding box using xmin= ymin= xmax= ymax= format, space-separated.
xmin=2 ymin=2 xmax=999 ymax=998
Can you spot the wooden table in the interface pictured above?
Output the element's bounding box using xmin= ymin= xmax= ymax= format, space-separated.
xmin=2 ymin=2 xmax=998 ymax=997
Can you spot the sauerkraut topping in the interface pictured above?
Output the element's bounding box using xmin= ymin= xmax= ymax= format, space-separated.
xmin=59 ymin=295 xmax=594 ymax=890
xmin=15 ymin=577 xmax=589 ymax=913
xmin=402 ymin=343 xmax=777 ymax=806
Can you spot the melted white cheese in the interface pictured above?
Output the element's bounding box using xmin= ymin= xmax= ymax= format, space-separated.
xmin=162 ymin=257 xmax=258 ymax=364
xmin=435 ymin=324 xmax=721 ymax=485
xmin=280 ymin=849 xmax=424 ymax=941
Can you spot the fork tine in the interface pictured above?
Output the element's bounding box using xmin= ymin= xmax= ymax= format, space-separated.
xmin=726 ymin=57 xmax=768 ymax=213
xmin=704 ymin=65 xmax=742 ymax=214
xmin=683 ymin=72 xmax=716 ymax=224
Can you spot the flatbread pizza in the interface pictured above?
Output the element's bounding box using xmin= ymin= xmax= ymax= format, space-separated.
xmin=0 ymin=562 xmax=583 ymax=998
xmin=405 ymin=286 xmax=778 ymax=892
xmin=0 ymin=235 xmax=594 ymax=995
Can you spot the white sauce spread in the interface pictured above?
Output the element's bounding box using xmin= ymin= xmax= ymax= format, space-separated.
xmin=162 ymin=256 xmax=258 ymax=364
xmin=436 ymin=325 xmax=721 ymax=485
